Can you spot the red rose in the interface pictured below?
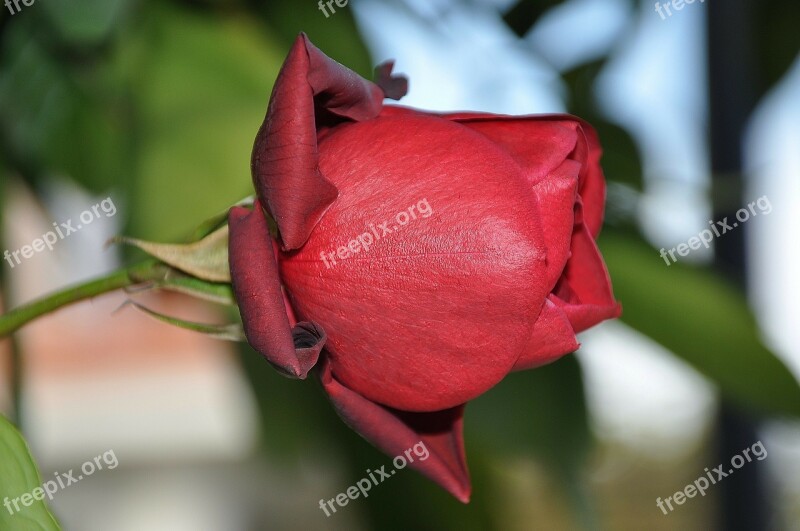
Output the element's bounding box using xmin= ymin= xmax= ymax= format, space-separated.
xmin=229 ymin=34 xmax=620 ymax=502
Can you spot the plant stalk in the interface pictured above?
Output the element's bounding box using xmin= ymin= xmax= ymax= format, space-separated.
xmin=0 ymin=260 xmax=163 ymax=338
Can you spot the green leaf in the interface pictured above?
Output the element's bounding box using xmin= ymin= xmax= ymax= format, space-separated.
xmin=0 ymin=416 xmax=61 ymax=531
xmin=113 ymin=225 xmax=230 ymax=283
xmin=600 ymin=230 xmax=800 ymax=418
xmin=126 ymin=301 xmax=244 ymax=342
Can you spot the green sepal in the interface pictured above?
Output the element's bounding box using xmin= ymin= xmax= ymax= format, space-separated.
xmin=125 ymin=301 xmax=245 ymax=342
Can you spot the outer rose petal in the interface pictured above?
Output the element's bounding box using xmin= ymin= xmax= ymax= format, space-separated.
xmin=530 ymin=159 xmax=581 ymax=290
xmin=318 ymin=358 xmax=471 ymax=503
xmin=251 ymin=34 xmax=406 ymax=251
xmin=431 ymin=110 xmax=618 ymax=331
xmin=229 ymin=203 xmax=326 ymax=378
xmin=574 ymin=122 xmax=606 ymax=238
xmin=430 ymin=111 xmax=607 ymax=237
xmin=550 ymin=217 xmax=621 ymax=333
xmin=280 ymin=113 xmax=550 ymax=412
xmin=513 ymin=299 xmax=579 ymax=371
xmin=441 ymin=116 xmax=580 ymax=185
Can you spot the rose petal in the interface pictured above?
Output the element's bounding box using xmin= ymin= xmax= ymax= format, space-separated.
xmin=447 ymin=117 xmax=579 ymax=184
xmin=550 ymin=217 xmax=621 ymax=332
xmin=531 ymin=159 xmax=581 ymax=290
xmin=574 ymin=122 xmax=606 ymax=238
xmin=434 ymin=112 xmax=606 ymax=237
xmin=252 ymin=33 xmax=393 ymax=250
xmin=436 ymin=112 xmax=616 ymax=330
xmin=319 ymin=358 xmax=471 ymax=503
xmin=513 ymin=299 xmax=579 ymax=371
xmin=229 ymin=202 xmax=326 ymax=378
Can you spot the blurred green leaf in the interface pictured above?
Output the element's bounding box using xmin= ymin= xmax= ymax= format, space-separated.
xmin=468 ymin=357 xmax=590 ymax=475
xmin=600 ymin=229 xmax=800 ymax=418
xmin=588 ymin=120 xmax=643 ymax=193
xmin=0 ymin=18 xmax=134 ymax=193
xmin=129 ymin=3 xmax=284 ymax=240
xmin=0 ymin=415 xmax=61 ymax=531
xmin=468 ymin=355 xmax=596 ymax=528
xmin=38 ymin=0 xmax=131 ymax=45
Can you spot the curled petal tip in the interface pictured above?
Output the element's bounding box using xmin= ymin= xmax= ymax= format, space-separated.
xmin=290 ymin=321 xmax=327 ymax=379
xmin=374 ymin=60 xmax=409 ymax=100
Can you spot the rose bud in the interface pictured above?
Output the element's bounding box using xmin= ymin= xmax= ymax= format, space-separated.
xmin=229 ymin=33 xmax=621 ymax=503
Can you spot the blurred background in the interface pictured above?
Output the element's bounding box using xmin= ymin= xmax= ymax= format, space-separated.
xmin=1 ymin=0 xmax=799 ymax=529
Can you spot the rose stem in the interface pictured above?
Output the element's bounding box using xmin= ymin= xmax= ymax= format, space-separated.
xmin=0 ymin=260 xmax=165 ymax=338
